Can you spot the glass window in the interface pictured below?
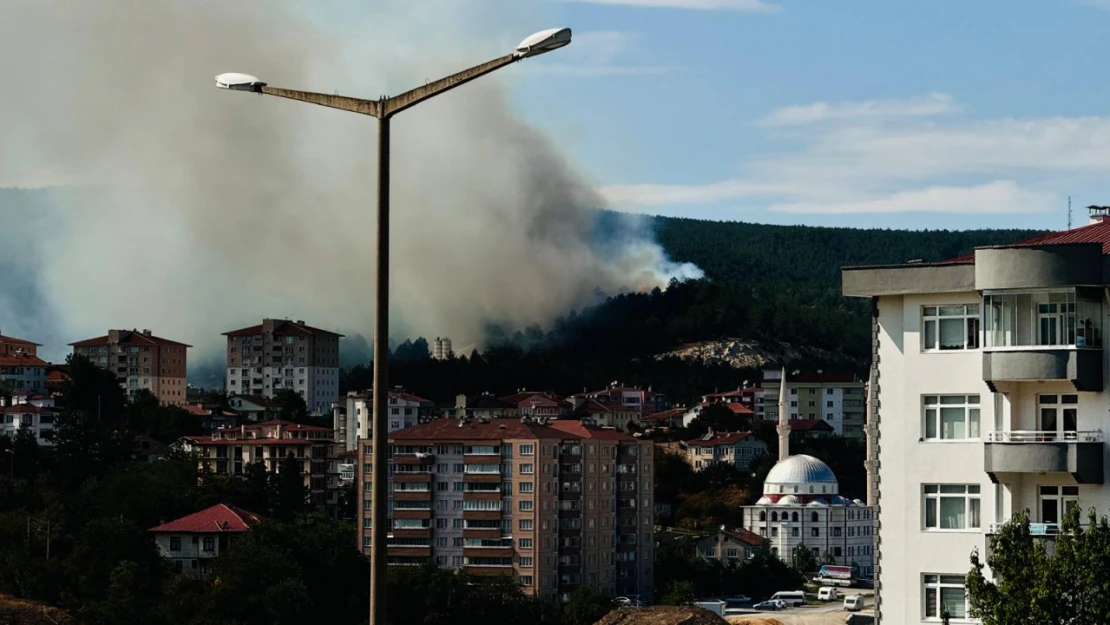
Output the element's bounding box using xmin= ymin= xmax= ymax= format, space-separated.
xmin=922 ymin=304 xmax=979 ymax=351
xmin=923 ymin=395 xmax=980 ymax=440
xmin=984 ymin=289 xmax=1102 ymax=348
xmin=1038 ymin=394 xmax=1079 ymax=441
xmin=923 ymin=574 xmax=968 ymax=620
xmin=923 ymin=484 xmax=981 ymax=530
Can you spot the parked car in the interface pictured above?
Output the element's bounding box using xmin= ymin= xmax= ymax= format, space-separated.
xmin=843 ymin=595 xmax=864 ymax=612
xmin=752 ymin=600 xmax=783 ymax=611
xmin=818 ymin=587 xmax=840 ymax=601
xmin=845 ymin=613 xmax=875 ymax=624
xmin=724 ymin=595 xmax=752 ymax=605
xmin=615 ymin=597 xmax=632 ymax=607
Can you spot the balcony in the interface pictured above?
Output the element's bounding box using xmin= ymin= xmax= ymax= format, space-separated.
xmin=982 ymin=349 xmax=1102 ymax=392
xmin=984 ymin=430 xmax=1104 ymax=484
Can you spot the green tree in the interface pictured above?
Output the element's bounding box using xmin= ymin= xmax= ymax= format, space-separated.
xmin=273 ymin=389 xmax=308 ymax=423
xmin=62 ymin=354 xmax=128 ymax=422
xmin=11 ymin=424 xmax=40 ymax=479
xmin=792 ymin=543 xmax=820 ymax=576
xmin=660 ymin=580 xmax=696 ymax=605
xmin=271 ymin=454 xmax=308 ymax=520
xmin=967 ymin=506 xmax=1110 ymax=624
xmin=562 ymin=585 xmax=617 ymax=625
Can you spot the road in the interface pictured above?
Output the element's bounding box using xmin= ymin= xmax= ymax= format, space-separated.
xmin=725 ymin=592 xmax=874 ymax=625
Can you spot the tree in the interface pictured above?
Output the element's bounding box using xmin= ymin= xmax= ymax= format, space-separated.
xmin=562 ymin=585 xmax=617 ymax=625
xmin=967 ymin=506 xmax=1110 ymax=624
xmin=11 ymin=424 xmax=40 ymax=479
xmin=62 ymin=354 xmax=127 ymax=422
xmin=273 ymin=389 xmax=307 ymax=423
xmin=791 ymin=543 xmax=820 ymax=576
xmin=660 ymin=580 xmax=696 ymax=605
xmin=271 ymin=454 xmax=308 ymax=520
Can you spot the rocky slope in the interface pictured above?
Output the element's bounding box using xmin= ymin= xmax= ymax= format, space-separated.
xmin=659 ymin=338 xmax=862 ymax=372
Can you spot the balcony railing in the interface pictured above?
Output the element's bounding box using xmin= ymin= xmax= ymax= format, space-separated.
xmin=987 ymin=430 xmax=1103 ymax=443
xmin=987 ymin=522 xmax=1064 ymax=535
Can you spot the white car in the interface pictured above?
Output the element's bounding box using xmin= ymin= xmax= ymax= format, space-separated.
xmin=615 ymin=597 xmax=632 ymax=607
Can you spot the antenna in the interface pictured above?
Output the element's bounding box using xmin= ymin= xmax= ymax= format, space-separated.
xmin=1068 ymin=196 xmax=1072 ymax=230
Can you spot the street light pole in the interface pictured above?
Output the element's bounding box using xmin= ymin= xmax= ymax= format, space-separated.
xmin=215 ymin=27 xmax=572 ymax=625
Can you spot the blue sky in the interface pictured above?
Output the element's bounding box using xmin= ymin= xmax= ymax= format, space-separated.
xmin=494 ymin=0 xmax=1110 ymax=231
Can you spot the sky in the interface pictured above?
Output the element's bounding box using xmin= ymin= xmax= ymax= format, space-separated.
xmin=489 ymin=0 xmax=1110 ymax=231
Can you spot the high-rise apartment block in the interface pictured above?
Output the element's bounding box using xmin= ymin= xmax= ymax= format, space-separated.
xmin=432 ymin=337 xmax=453 ymax=360
xmin=367 ymin=418 xmax=654 ymax=601
xmin=223 ymin=319 xmax=343 ymax=416
xmin=841 ymin=208 xmax=1110 ymax=623
xmin=763 ymin=370 xmax=866 ymax=440
xmin=0 ymin=331 xmax=48 ymax=394
xmin=332 ymin=388 xmax=435 ymax=452
xmin=70 ymin=329 xmax=189 ymax=404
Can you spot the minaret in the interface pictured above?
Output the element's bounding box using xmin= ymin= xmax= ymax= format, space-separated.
xmin=777 ymin=367 xmax=790 ymax=459
xmin=865 ymin=380 xmax=875 ymax=506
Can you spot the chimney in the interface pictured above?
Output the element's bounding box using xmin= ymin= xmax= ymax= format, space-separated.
xmin=142 ymin=329 xmax=151 ymax=336
xmin=262 ymin=318 xmax=276 ymax=334
xmin=296 ymin=320 xmax=305 ymax=325
xmin=1089 ymin=205 xmax=1110 ymax=225
xmin=108 ymin=329 xmax=121 ymax=344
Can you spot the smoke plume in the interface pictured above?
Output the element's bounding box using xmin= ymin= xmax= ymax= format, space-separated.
xmin=0 ymin=0 xmax=701 ymax=367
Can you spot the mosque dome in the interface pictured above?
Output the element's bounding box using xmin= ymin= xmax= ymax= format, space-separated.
xmin=762 ymin=454 xmax=839 ymax=498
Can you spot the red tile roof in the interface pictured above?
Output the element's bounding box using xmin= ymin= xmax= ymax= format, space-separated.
xmin=0 ymin=404 xmax=56 ymax=414
xmin=642 ymin=407 xmax=687 ymax=422
xmin=937 ymin=221 xmax=1110 ymax=265
xmin=579 ymin=399 xmax=637 ymax=414
xmin=789 ymin=419 xmax=835 ymax=432
xmin=699 ymin=401 xmax=755 ymax=415
xmin=723 ymin=527 xmax=764 ymax=547
xmin=70 ymin=330 xmax=190 ymax=348
xmin=0 ymin=355 xmax=49 ymax=366
xmin=223 ymin=319 xmax=344 ymax=338
xmin=684 ymin=431 xmax=757 ymax=447
xmin=347 ymin=390 xmax=433 ymax=404
xmin=770 ymin=372 xmax=859 ymax=384
xmin=149 ymin=504 xmax=262 ymax=533
xmin=546 ymin=419 xmax=637 ymax=441
xmin=182 ymin=435 xmax=323 ymax=446
xmin=254 ymin=419 xmax=331 ymax=432
xmin=0 ymin=333 xmax=40 ymax=347
xmin=499 ymin=392 xmax=563 ymax=406
xmin=390 ymin=419 xmax=572 ymax=441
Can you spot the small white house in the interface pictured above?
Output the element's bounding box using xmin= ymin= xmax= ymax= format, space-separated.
xmin=149 ymin=504 xmax=262 ymax=578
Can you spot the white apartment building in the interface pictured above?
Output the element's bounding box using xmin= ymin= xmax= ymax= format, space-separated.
xmin=842 ymin=209 xmax=1110 ymax=623
xmin=332 ymin=388 xmax=434 ymax=452
xmin=0 ymin=394 xmax=58 ymax=445
xmin=763 ymin=369 xmax=866 ymax=440
xmin=223 ymin=319 xmax=343 ymax=416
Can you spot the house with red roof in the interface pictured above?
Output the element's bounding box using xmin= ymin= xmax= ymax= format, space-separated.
xmin=70 ymin=329 xmax=190 ymax=406
xmin=695 ymin=526 xmax=765 ymax=564
xmin=569 ymin=382 xmax=667 ymax=420
xmin=227 ymin=394 xmax=280 ymax=422
xmin=0 ymin=394 xmax=59 ymax=445
xmin=499 ymin=391 xmax=569 ymax=419
xmin=0 ymin=331 xmax=49 ymax=394
xmin=700 ymin=386 xmax=765 ymax=419
xmin=149 ymin=504 xmax=262 ymax=577
xmin=683 ymin=430 xmax=769 ymax=471
xmin=572 ymin=398 xmax=640 ymax=431
xmin=680 ymin=400 xmax=756 ymax=430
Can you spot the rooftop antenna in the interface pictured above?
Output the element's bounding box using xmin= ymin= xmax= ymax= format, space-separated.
xmin=1068 ymin=196 xmax=1072 ymax=230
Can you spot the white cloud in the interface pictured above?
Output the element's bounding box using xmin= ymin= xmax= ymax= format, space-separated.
xmin=596 ymin=93 xmax=1110 ymax=215
xmin=519 ymin=30 xmax=676 ymax=77
xmin=758 ymin=93 xmax=957 ymax=126
xmin=562 ymin=0 xmax=778 ymax=10
xmin=770 ymin=181 xmax=1055 ymax=214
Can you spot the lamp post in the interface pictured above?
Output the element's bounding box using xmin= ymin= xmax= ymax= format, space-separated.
xmin=4 ymin=449 xmax=12 ymax=479
xmin=215 ymin=27 xmax=571 ymax=625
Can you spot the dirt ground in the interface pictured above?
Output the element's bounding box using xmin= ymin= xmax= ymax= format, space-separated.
xmin=595 ymin=606 xmax=729 ymax=625
xmin=0 ymin=593 xmax=77 ymax=625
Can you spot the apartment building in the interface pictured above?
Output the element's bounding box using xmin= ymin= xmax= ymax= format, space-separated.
xmin=368 ymin=417 xmax=654 ymax=601
xmin=763 ymin=370 xmax=865 ymax=439
xmin=432 ymin=337 xmax=453 ymax=360
xmin=840 ymin=209 xmax=1110 ymax=623
xmin=700 ymin=386 xmax=765 ymax=419
xmin=571 ymin=383 xmax=667 ymax=420
xmin=0 ymin=394 xmax=58 ymax=445
xmin=223 ymin=319 xmax=343 ymax=416
xmin=332 ymin=388 xmax=435 ymax=452
xmin=499 ymin=391 xmax=569 ymax=419
xmin=149 ymin=504 xmax=262 ymax=578
xmin=683 ymin=431 xmax=769 ymax=471
xmin=178 ymin=420 xmax=339 ymax=508
xmin=70 ymin=329 xmax=189 ymax=405
xmin=0 ymin=332 xmax=48 ymax=394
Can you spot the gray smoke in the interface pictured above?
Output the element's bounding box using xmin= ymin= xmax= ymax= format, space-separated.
xmin=0 ymin=0 xmax=701 ymax=365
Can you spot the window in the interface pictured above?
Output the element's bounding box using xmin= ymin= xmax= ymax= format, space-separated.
xmin=169 ymin=536 xmax=181 ymax=552
xmin=519 ymin=519 xmax=533 ymax=530
xmin=984 ymin=289 xmax=1102 ymax=348
xmin=519 ymin=538 xmax=533 ymax=549
xmin=520 ymin=464 xmax=534 ymax=474
xmin=922 ymin=304 xmax=979 ymax=351
xmin=923 ymin=574 xmax=968 ymax=620
xmin=924 ymin=484 xmax=980 ymax=530
xmin=520 ymin=444 xmax=534 ymax=455
xmin=519 ymin=482 xmax=534 ymax=493
xmin=923 ymin=395 xmax=980 ymax=440
xmin=1038 ymin=394 xmax=1079 ymax=441
xmin=520 ymin=557 xmax=533 ymax=567
xmin=520 ymin=575 xmax=533 ymax=586
xmin=202 ymin=536 xmax=215 ymax=552
xmin=519 ymin=500 xmax=533 ymax=512
xmin=811 ymin=527 xmax=820 ymax=537
xmin=1039 ymin=485 xmax=1079 ymax=525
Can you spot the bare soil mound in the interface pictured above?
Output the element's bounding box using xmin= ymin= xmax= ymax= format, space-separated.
xmin=595 ymin=606 xmax=729 ymax=625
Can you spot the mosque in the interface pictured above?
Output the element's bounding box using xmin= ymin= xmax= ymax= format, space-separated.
xmin=738 ymin=370 xmax=876 ymax=577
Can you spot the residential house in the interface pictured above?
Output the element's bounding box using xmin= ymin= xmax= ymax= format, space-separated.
xmin=574 ymin=400 xmax=640 ymax=431
xmin=149 ymin=504 xmax=262 ymax=578
xmin=0 ymin=394 xmax=58 ymax=445
xmin=450 ymin=393 xmax=518 ymax=420
xmin=680 ymin=401 xmax=755 ymax=429
xmin=182 ymin=403 xmax=239 ymax=433
xmin=701 ymin=386 xmax=765 ymax=420
xmin=683 ymin=431 xmax=769 ymax=471
xmin=227 ymin=395 xmax=280 ymax=422
xmin=570 ymin=383 xmax=667 ymax=420
xmin=499 ymin=391 xmax=569 ymax=419
xmin=642 ymin=407 xmax=687 ymax=430
xmin=695 ymin=527 xmax=764 ymax=564
xmin=0 ymin=332 xmax=48 ymax=394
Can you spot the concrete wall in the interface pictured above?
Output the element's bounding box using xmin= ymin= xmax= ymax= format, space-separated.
xmin=975 ymin=244 xmax=1103 ymax=290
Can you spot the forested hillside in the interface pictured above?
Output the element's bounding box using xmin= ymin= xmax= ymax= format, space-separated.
xmin=651 ymin=214 xmax=1045 ymax=286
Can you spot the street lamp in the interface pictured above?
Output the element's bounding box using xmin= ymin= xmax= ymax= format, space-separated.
xmin=215 ymin=27 xmax=571 ymax=625
xmin=4 ymin=449 xmax=13 ymax=478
